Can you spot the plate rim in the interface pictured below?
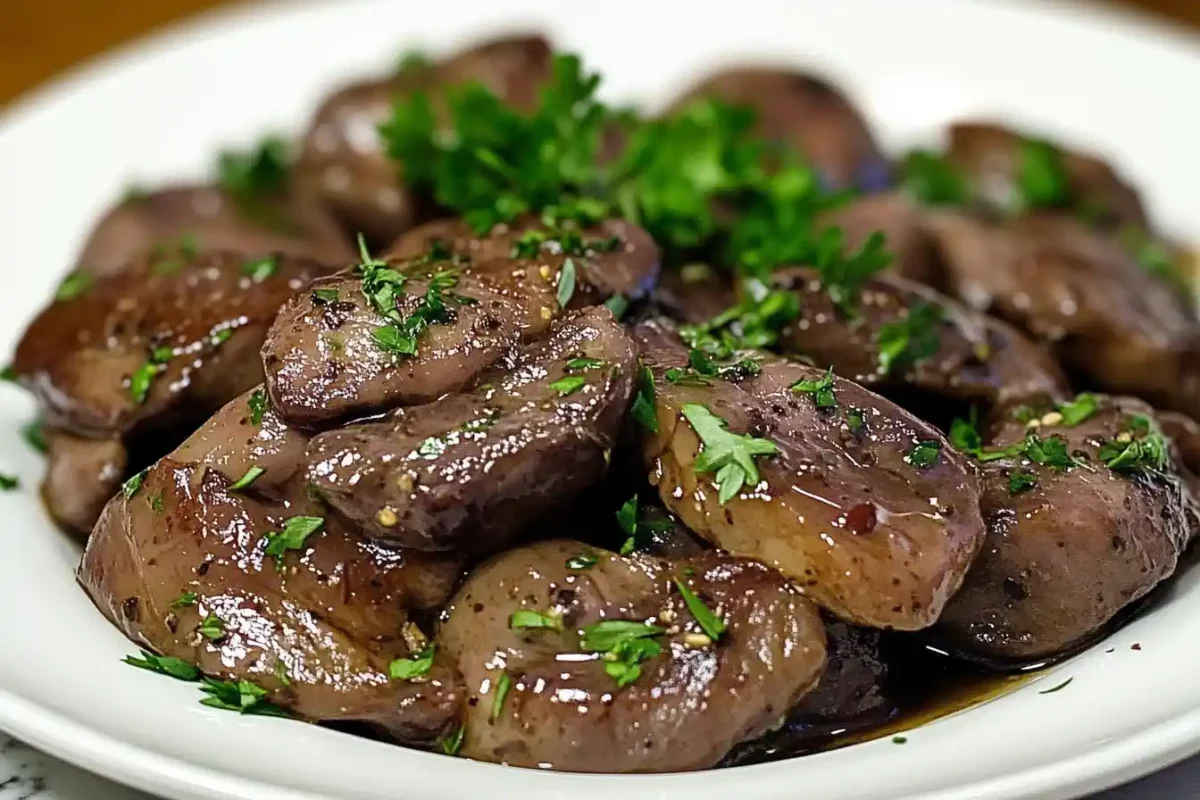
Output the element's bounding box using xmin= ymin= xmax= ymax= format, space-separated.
xmin=2 ymin=1 xmax=1199 ymax=799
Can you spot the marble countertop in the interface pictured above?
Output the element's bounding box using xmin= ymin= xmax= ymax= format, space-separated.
xmin=2 ymin=732 xmax=1197 ymax=800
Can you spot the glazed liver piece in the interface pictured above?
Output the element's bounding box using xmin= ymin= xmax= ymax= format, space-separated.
xmin=636 ymin=320 xmax=987 ymax=629
xmin=262 ymin=218 xmax=657 ymax=428
xmin=79 ymin=393 xmax=465 ymax=741
xmin=306 ymin=308 xmax=637 ymax=553
xmin=773 ymin=269 xmax=1070 ymax=413
xmin=294 ymin=35 xmax=553 ymax=247
xmin=937 ymin=396 xmax=1195 ymax=663
xmin=41 ymin=431 xmax=126 ymax=537
xmin=437 ymin=539 xmax=827 ymax=772
xmin=14 ymin=249 xmax=331 ymax=438
xmin=926 ymin=212 xmax=1200 ymax=419
xmin=75 ymin=185 xmax=352 ymax=279
xmin=946 ymin=121 xmax=1146 ymax=228
xmin=667 ymin=67 xmax=889 ymax=191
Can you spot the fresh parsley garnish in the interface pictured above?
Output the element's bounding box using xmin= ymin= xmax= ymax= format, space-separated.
xmin=905 ymin=440 xmax=941 ymax=468
xmin=55 ymin=271 xmax=91 ymax=302
xmin=0 ymin=473 xmax=21 ymax=491
xmin=242 ymin=256 xmax=277 ymax=283
xmin=198 ymin=613 xmax=225 ymax=641
xmin=846 ymin=407 xmax=865 ymax=434
xmin=604 ymin=294 xmax=629 ymax=319
xmin=248 ymin=389 xmax=267 ymax=426
xmin=490 ymin=672 xmax=512 ymax=721
xmin=129 ymin=345 xmax=174 ymax=405
xmin=1018 ymin=137 xmax=1070 ymax=211
xmin=1119 ymin=226 xmax=1188 ymax=293
xmin=877 ymin=302 xmax=943 ymax=375
xmin=791 ymin=366 xmax=837 ymax=410
xmin=614 ymin=494 xmax=672 ymax=555
xmin=566 ymin=552 xmax=598 ymax=570
xmin=566 ymin=357 xmax=603 ymax=371
xmin=263 ymin=515 xmax=324 ymax=567
xmin=122 ymin=470 xmax=146 ymax=498
xmin=556 ymin=258 xmax=577 ymax=307
xmin=312 ymin=287 xmax=339 ymax=305
xmin=510 ymin=609 xmax=563 ymax=631
xmin=949 ymin=410 xmax=983 ymax=454
xmin=22 ymin=420 xmax=47 ymax=454
xmin=1099 ymin=414 xmax=1168 ymax=474
xmin=229 ymin=465 xmax=265 ymax=491
xmin=439 ymin=725 xmax=465 ymax=756
xmin=1008 ymin=469 xmax=1038 ymax=495
xmin=549 ymin=375 xmax=587 ymax=396
xmin=579 ymin=620 xmax=665 ymax=688
xmin=1057 ymin=393 xmax=1098 ymax=427
xmin=217 ymin=136 xmax=290 ymax=197
xmin=124 ymin=650 xmax=200 ymax=681
xmin=682 ymin=403 xmax=777 ymax=504
xmin=673 ymin=577 xmax=725 ymax=641
xmin=199 ymin=677 xmax=289 ymax=717
xmin=632 ymin=364 xmax=658 ymax=432
xmin=148 ymin=492 xmax=164 ymax=513
xmin=171 ymin=591 xmax=198 ymax=608
xmin=389 ymin=645 xmax=435 ymax=680
xmin=901 ymin=150 xmax=969 ymax=207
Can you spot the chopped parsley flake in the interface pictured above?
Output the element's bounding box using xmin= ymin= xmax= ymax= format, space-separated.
xmin=631 ymin=364 xmax=658 ymax=433
xmin=312 ymin=287 xmax=339 ymax=305
xmin=556 ymin=258 xmax=577 ymax=307
xmin=549 ymin=375 xmax=587 ymax=396
xmin=122 ymin=470 xmax=146 ymax=498
xmin=673 ymin=577 xmax=725 ymax=641
xmin=199 ymin=677 xmax=289 ymax=717
xmin=579 ymin=620 xmax=665 ymax=688
xmin=389 ymin=645 xmax=435 ymax=680
xmin=604 ymin=294 xmax=629 ymax=319
xmin=791 ymin=366 xmax=837 ymax=410
xmin=901 ymin=150 xmax=969 ymax=207
xmin=566 ymin=552 xmax=598 ymax=570
xmin=229 ymin=465 xmax=265 ymax=491
xmin=439 ymin=725 xmax=465 ymax=756
xmin=1057 ymin=393 xmax=1098 ymax=427
xmin=682 ymin=403 xmax=778 ymax=504
xmin=55 ymin=271 xmax=91 ymax=302
xmin=217 ymin=136 xmax=290 ymax=197
xmin=22 ymin=420 xmax=47 ymax=454
xmin=248 ymin=389 xmax=267 ymax=426
xmin=490 ymin=672 xmax=512 ymax=721
xmin=0 ymin=474 xmax=18 ymax=491
xmin=171 ymin=591 xmax=198 ymax=608
xmin=1018 ymin=137 xmax=1070 ymax=211
xmin=198 ymin=613 xmax=225 ymax=641
xmin=263 ymin=515 xmax=325 ymax=567
xmin=1099 ymin=414 xmax=1168 ymax=474
xmin=877 ymin=302 xmax=943 ymax=375
xmin=242 ymin=255 xmax=277 ymax=283
xmin=905 ymin=440 xmax=941 ymax=468
xmin=124 ymin=650 xmax=200 ymax=682
xmin=1008 ymin=469 xmax=1038 ymax=495
xmin=510 ymin=609 xmax=563 ymax=631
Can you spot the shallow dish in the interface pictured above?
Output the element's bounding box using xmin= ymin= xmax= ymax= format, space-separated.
xmin=0 ymin=0 xmax=1198 ymax=798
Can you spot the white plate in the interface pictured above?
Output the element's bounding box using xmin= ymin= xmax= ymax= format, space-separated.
xmin=0 ymin=1 xmax=1198 ymax=798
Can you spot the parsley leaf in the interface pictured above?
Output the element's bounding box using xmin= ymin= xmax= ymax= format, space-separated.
xmin=579 ymin=620 xmax=665 ymax=688
xmin=248 ymin=389 xmax=267 ymax=426
xmin=198 ymin=613 xmax=225 ymax=641
xmin=1099 ymin=414 xmax=1168 ymax=474
xmin=566 ymin=552 xmax=598 ymax=570
xmin=614 ymin=495 xmax=672 ymax=555
xmin=673 ymin=577 xmax=725 ymax=641
xmin=389 ymin=645 xmax=435 ymax=680
xmin=55 ymin=271 xmax=91 ymax=302
xmin=490 ymin=672 xmax=512 ymax=721
xmin=556 ymin=258 xmax=577 ymax=307
xmin=439 ymin=724 xmax=465 ymax=756
xmin=242 ymin=256 xmax=277 ymax=283
xmin=199 ymin=677 xmax=289 ymax=717
xmin=632 ymin=364 xmax=658 ymax=432
xmin=877 ymin=302 xmax=944 ymax=375
xmin=949 ymin=410 xmax=983 ymax=454
xmin=217 ymin=136 xmax=290 ymax=197
xmin=229 ymin=466 xmax=265 ymax=491
xmin=682 ymin=403 xmax=778 ymax=504
xmin=122 ymin=470 xmax=146 ymax=498
xmin=124 ymin=650 xmax=200 ymax=682
xmin=1018 ymin=137 xmax=1070 ymax=211
xmin=791 ymin=366 xmax=837 ymax=410
xmin=22 ymin=420 xmax=47 ymax=454
xmin=905 ymin=440 xmax=941 ymax=468
xmin=312 ymin=287 xmax=339 ymax=305
xmin=604 ymin=294 xmax=629 ymax=319
xmin=901 ymin=149 xmax=969 ymax=207
xmin=510 ymin=609 xmax=563 ymax=631
xmin=1008 ymin=469 xmax=1038 ymax=495
xmin=129 ymin=344 xmax=174 ymax=404
xmin=263 ymin=515 xmax=324 ymax=567
xmin=549 ymin=375 xmax=586 ymax=396
xmin=1057 ymin=393 xmax=1098 ymax=427
xmin=171 ymin=591 xmax=198 ymax=608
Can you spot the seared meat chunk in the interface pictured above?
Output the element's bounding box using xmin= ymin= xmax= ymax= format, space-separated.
xmin=307 ymin=308 xmax=636 ymax=553
xmin=295 ymin=35 xmax=553 ymax=246
xmin=937 ymin=396 xmax=1195 ymax=662
xmin=41 ymin=431 xmax=126 ymax=537
xmin=80 ymin=393 xmax=465 ymax=741
xmin=262 ymin=219 xmax=657 ymax=427
xmin=15 ymin=249 xmax=329 ymax=438
xmin=944 ymin=121 xmax=1146 ymax=228
xmin=636 ymin=320 xmax=986 ymax=629
xmin=651 ymin=267 xmax=736 ymax=326
xmin=438 ymin=539 xmax=826 ymax=772
xmin=668 ymin=67 xmax=888 ymax=191
xmin=926 ymin=212 xmax=1200 ymax=419
xmin=773 ymin=269 xmax=1069 ymax=412
xmin=75 ymin=185 xmax=351 ymax=279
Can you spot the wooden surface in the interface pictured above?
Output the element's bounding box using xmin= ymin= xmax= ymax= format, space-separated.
xmin=0 ymin=0 xmax=1197 ymax=105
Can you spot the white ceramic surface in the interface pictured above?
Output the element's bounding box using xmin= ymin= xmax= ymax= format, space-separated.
xmin=0 ymin=1 xmax=1197 ymax=799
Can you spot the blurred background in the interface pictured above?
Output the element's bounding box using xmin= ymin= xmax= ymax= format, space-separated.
xmin=0 ymin=0 xmax=1197 ymax=104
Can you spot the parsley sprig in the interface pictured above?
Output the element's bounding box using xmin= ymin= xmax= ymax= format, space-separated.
xmin=682 ymin=403 xmax=778 ymax=504
xmin=877 ymin=302 xmax=944 ymax=375
xmin=579 ymin=620 xmax=665 ymax=688
xmin=791 ymin=366 xmax=837 ymax=410
xmin=1100 ymin=414 xmax=1168 ymax=474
